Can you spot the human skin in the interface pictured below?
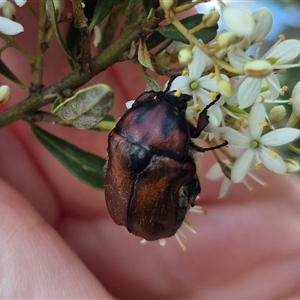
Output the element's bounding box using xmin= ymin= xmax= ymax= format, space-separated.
xmin=1 ymin=3 xmax=300 ymax=299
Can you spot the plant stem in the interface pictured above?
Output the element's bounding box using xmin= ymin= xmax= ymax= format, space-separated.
xmin=70 ymin=0 xmax=91 ymax=66
xmin=0 ymin=16 xmax=163 ymax=128
xmin=164 ymin=10 xmax=244 ymax=75
xmin=24 ymin=1 xmax=39 ymax=20
xmin=0 ymin=33 xmax=35 ymax=62
xmin=33 ymin=0 xmax=47 ymax=89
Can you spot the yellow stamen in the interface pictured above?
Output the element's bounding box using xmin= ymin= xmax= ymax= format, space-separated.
xmin=239 ymin=117 xmax=247 ymax=127
xmin=209 ymin=92 xmax=216 ymax=100
xmin=271 ymin=151 xmax=278 ymax=158
xmin=209 ymin=72 xmax=216 ymax=79
xmin=263 ymin=182 xmax=268 ymax=188
xmin=174 ymin=88 xmax=182 ymax=97
xmin=259 ymin=121 xmax=268 ymax=127
xmin=279 ymin=34 xmax=286 ymax=41
xmin=255 ymin=161 xmax=263 ymax=168
xmin=257 ymin=42 xmax=263 ymax=48
xmin=182 ymin=69 xmax=189 ymax=76
xmin=193 ymin=103 xmax=200 ymax=112
xmin=280 ymin=85 xmax=288 ymax=96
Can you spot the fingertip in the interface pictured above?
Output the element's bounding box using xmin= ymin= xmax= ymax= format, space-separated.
xmin=0 ymin=179 xmax=114 ymax=299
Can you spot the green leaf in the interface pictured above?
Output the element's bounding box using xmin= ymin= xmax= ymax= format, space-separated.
xmin=31 ymin=124 xmax=106 ymax=190
xmin=102 ymin=115 xmax=115 ymax=122
xmin=156 ymin=14 xmax=218 ymax=44
xmin=146 ymin=31 xmax=167 ymax=50
xmin=0 ymin=59 xmax=28 ymax=89
xmin=46 ymin=0 xmax=77 ymax=65
xmin=142 ymin=0 xmax=158 ymax=14
xmin=93 ymin=119 xmax=116 ymax=132
xmin=52 ymin=84 xmax=114 ymax=130
xmin=88 ymin=0 xmax=116 ymax=31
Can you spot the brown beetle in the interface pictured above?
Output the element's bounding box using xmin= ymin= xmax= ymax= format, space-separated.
xmin=105 ymin=87 xmax=225 ymax=241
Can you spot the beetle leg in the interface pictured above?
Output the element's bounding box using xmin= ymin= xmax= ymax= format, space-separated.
xmin=164 ymin=75 xmax=179 ymax=92
xmin=190 ymin=100 xmax=218 ymax=138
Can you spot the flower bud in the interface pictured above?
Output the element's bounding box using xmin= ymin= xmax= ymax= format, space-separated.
xmin=93 ymin=25 xmax=101 ymax=48
xmin=159 ymin=0 xmax=176 ymax=11
xmin=269 ymin=105 xmax=286 ymax=123
xmin=178 ymin=48 xmax=193 ymax=65
xmin=46 ymin=0 xmax=65 ymax=20
xmin=155 ymin=50 xmax=171 ymax=67
xmin=292 ymin=96 xmax=300 ymax=117
xmin=291 ymin=81 xmax=300 ymax=99
xmin=14 ymin=0 xmax=26 ymax=7
xmin=217 ymin=79 xmax=233 ymax=97
xmin=2 ymin=1 xmax=16 ymax=21
xmin=202 ymin=10 xmax=220 ymax=28
xmin=244 ymin=60 xmax=273 ymax=78
xmin=217 ymin=31 xmax=240 ymax=48
xmin=0 ymin=85 xmax=11 ymax=105
xmin=284 ymin=158 xmax=300 ymax=173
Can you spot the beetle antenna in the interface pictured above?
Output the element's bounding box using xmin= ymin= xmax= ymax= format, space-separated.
xmin=190 ymin=140 xmax=228 ymax=153
xmin=164 ymin=75 xmax=179 ymax=92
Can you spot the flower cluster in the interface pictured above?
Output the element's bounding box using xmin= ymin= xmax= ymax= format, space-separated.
xmin=154 ymin=1 xmax=300 ymax=249
xmin=164 ymin=4 xmax=300 ymax=194
xmin=0 ymin=0 xmax=26 ymax=35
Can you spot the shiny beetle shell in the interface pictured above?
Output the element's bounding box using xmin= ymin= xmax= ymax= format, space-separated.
xmin=105 ymin=89 xmax=214 ymax=241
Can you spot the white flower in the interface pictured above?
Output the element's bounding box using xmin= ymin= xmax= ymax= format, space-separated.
xmin=251 ymin=7 xmax=273 ymax=43
xmin=13 ymin=0 xmax=26 ymax=7
xmin=170 ymin=46 xmax=219 ymax=103
xmin=214 ymin=103 xmax=300 ymax=182
xmin=221 ymin=5 xmax=255 ymax=38
xmin=0 ymin=0 xmax=26 ymax=8
xmin=219 ymin=7 xmax=273 ymax=52
xmin=0 ymin=85 xmax=11 ymax=105
xmin=170 ymin=45 xmax=227 ymax=129
xmin=205 ymin=160 xmax=232 ymax=198
xmin=206 ymin=158 xmax=268 ymax=198
xmin=0 ymin=16 xmax=23 ymax=35
xmin=228 ymin=39 xmax=300 ymax=108
xmin=291 ymin=81 xmax=300 ymax=117
xmin=93 ymin=25 xmax=102 ymax=48
xmin=2 ymin=1 xmax=16 ymax=20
